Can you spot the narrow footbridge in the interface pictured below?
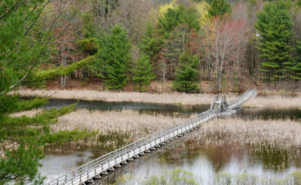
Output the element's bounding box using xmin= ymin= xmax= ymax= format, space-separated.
xmin=48 ymin=88 xmax=257 ymax=185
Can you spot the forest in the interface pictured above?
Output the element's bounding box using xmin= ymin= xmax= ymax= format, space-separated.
xmin=1 ymin=0 xmax=301 ymax=184
xmin=2 ymin=0 xmax=301 ymax=94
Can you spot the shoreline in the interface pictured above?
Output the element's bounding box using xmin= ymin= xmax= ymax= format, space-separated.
xmin=16 ymin=89 xmax=301 ymax=108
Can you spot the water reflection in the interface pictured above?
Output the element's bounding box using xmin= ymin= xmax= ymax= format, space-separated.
xmin=236 ymin=107 xmax=301 ymax=120
xmin=42 ymin=99 xmax=210 ymax=117
xmin=43 ymin=99 xmax=301 ymax=120
xmin=40 ymin=134 xmax=301 ymax=184
xmin=38 ymin=100 xmax=301 ymax=184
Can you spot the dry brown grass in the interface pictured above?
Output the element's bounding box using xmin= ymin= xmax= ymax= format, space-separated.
xmin=16 ymin=89 xmax=301 ymax=108
xmin=244 ymin=96 xmax=301 ymax=108
xmin=9 ymin=109 xmax=186 ymax=145
xmin=197 ymin=118 xmax=301 ymax=148
xmin=8 ymin=107 xmax=301 ymax=150
xmin=17 ymin=89 xmax=219 ymax=105
xmin=53 ymin=109 xmax=187 ymax=145
xmin=53 ymin=109 xmax=184 ymax=132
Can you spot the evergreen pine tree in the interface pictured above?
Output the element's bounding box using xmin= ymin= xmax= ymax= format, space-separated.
xmin=157 ymin=5 xmax=183 ymax=38
xmin=140 ymin=23 xmax=164 ymax=61
xmin=90 ymin=25 xmax=131 ymax=90
xmin=157 ymin=4 xmax=200 ymax=38
xmin=289 ymin=41 xmax=301 ymax=80
xmin=255 ymin=0 xmax=294 ymax=82
xmin=207 ymin=0 xmax=232 ymax=18
xmin=173 ymin=54 xmax=201 ymax=93
xmin=179 ymin=6 xmax=200 ymax=31
xmin=0 ymin=1 xmax=96 ymax=183
xmin=89 ymin=32 xmax=110 ymax=79
xmin=133 ymin=54 xmax=156 ymax=92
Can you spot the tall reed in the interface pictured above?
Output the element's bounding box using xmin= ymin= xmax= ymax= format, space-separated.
xmin=17 ymin=89 xmax=301 ymax=107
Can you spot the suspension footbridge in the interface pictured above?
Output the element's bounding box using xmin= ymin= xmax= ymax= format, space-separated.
xmin=48 ymin=87 xmax=257 ymax=185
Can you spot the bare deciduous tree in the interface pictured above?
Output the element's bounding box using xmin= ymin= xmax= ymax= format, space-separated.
xmin=200 ymin=16 xmax=248 ymax=92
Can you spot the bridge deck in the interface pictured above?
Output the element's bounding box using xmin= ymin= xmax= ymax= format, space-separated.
xmin=48 ymin=88 xmax=257 ymax=185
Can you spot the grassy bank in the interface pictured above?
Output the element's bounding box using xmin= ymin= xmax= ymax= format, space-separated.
xmin=16 ymin=89 xmax=301 ymax=108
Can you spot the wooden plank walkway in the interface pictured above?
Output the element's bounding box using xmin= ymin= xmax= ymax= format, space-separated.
xmin=48 ymin=87 xmax=257 ymax=185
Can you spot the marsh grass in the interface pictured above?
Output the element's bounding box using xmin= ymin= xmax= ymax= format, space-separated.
xmin=212 ymin=172 xmax=300 ymax=185
xmin=155 ymin=117 xmax=301 ymax=167
xmin=243 ymin=96 xmax=301 ymax=108
xmin=50 ymin=109 xmax=186 ymax=151
xmin=111 ymin=169 xmax=301 ymax=185
xmin=17 ymin=89 xmax=301 ymax=108
xmin=97 ymin=131 xmax=130 ymax=151
xmin=11 ymin=109 xmax=301 ymax=153
xmin=17 ymin=89 xmax=218 ymax=105
xmin=198 ymin=118 xmax=301 ymax=149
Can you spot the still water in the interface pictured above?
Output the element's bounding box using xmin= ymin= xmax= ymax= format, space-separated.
xmin=40 ymin=133 xmax=301 ymax=184
xmin=43 ymin=99 xmax=301 ymax=120
xmin=39 ymin=100 xmax=301 ymax=184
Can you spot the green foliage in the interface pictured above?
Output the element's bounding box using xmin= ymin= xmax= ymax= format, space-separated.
xmin=28 ymin=56 xmax=95 ymax=82
xmin=0 ymin=97 xmax=97 ymax=184
xmin=164 ymin=23 xmax=190 ymax=71
xmin=81 ymin=12 xmax=96 ymax=38
xmin=79 ymin=12 xmax=98 ymax=55
xmin=173 ymin=54 xmax=201 ymax=93
xmin=88 ymin=33 xmax=110 ymax=79
xmin=0 ymin=0 xmax=51 ymax=95
xmin=44 ymin=129 xmax=98 ymax=144
xmin=98 ymin=130 xmax=130 ymax=150
xmin=143 ymin=168 xmax=198 ymax=185
xmin=207 ymin=0 xmax=232 ymax=18
xmin=0 ymin=0 xmax=97 ymax=183
xmin=157 ymin=4 xmax=200 ymax=38
xmin=289 ymin=41 xmax=301 ymax=80
xmin=89 ymin=25 xmax=132 ymax=90
xmin=140 ymin=23 xmax=164 ymax=61
xmin=291 ymin=171 xmax=301 ymax=185
xmin=0 ymin=145 xmax=44 ymax=184
xmin=133 ymin=54 xmax=156 ymax=92
xmin=255 ymin=0 xmax=294 ymax=81
xmin=79 ymin=38 xmax=99 ymax=55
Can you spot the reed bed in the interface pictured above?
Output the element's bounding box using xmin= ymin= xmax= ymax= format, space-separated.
xmin=244 ymin=96 xmax=301 ymax=108
xmin=9 ymin=109 xmax=188 ymax=153
xmin=51 ymin=109 xmax=186 ymax=149
xmin=10 ymin=109 xmax=301 ymax=149
xmin=16 ymin=89 xmax=232 ymax=105
xmin=17 ymin=89 xmax=301 ymax=108
xmin=53 ymin=109 xmax=184 ymax=134
xmin=188 ymin=118 xmax=301 ymax=149
xmin=114 ymin=170 xmax=301 ymax=185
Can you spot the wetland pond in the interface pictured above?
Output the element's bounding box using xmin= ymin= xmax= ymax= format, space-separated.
xmin=39 ymin=99 xmax=301 ymax=184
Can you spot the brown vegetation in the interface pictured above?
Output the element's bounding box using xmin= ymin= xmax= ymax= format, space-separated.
xmin=12 ymin=109 xmax=301 ymax=149
xmin=17 ymin=89 xmax=301 ymax=108
xmin=198 ymin=118 xmax=301 ymax=149
xmin=52 ymin=109 xmax=185 ymax=138
xmin=9 ymin=109 xmax=301 ymax=155
xmin=17 ymin=89 xmax=220 ymax=105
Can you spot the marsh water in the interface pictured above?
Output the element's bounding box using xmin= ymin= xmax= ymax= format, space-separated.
xmin=42 ymin=98 xmax=301 ymax=120
xmin=39 ymin=99 xmax=301 ymax=184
